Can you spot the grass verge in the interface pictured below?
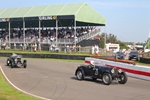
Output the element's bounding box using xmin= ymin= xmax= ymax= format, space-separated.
xmin=0 ymin=49 xmax=91 ymax=56
xmin=136 ymin=61 xmax=150 ymax=66
xmin=0 ymin=72 xmax=40 ymax=100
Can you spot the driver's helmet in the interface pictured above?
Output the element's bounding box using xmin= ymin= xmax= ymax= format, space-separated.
xmin=11 ymin=53 xmax=17 ymax=58
xmin=12 ymin=53 xmax=17 ymax=56
xmin=90 ymin=60 xmax=95 ymax=66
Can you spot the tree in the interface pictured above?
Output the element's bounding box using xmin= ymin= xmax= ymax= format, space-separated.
xmin=107 ymin=33 xmax=117 ymax=43
xmin=117 ymin=40 xmax=129 ymax=49
xmin=99 ymin=32 xmax=128 ymax=49
xmin=99 ymin=39 xmax=104 ymax=48
xmin=99 ymin=33 xmax=105 ymax=48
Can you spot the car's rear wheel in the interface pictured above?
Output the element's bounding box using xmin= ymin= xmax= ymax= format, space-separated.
xmin=23 ymin=60 xmax=27 ymax=68
xmin=76 ymin=70 xmax=84 ymax=80
xmin=118 ymin=72 xmax=128 ymax=84
xmin=102 ymin=73 xmax=112 ymax=85
xmin=23 ymin=63 xmax=27 ymax=68
xmin=11 ymin=62 xmax=15 ymax=68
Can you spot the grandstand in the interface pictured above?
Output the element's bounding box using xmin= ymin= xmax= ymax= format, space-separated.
xmin=0 ymin=2 xmax=106 ymax=50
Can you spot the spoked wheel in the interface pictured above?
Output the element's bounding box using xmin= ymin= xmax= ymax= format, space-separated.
xmin=102 ymin=73 xmax=112 ymax=85
xmin=23 ymin=63 xmax=27 ymax=68
xmin=7 ymin=60 xmax=10 ymax=66
xmin=76 ymin=70 xmax=84 ymax=80
xmin=118 ymin=72 xmax=128 ymax=84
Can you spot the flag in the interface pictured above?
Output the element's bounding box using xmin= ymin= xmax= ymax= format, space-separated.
xmin=144 ymin=30 xmax=150 ymax=49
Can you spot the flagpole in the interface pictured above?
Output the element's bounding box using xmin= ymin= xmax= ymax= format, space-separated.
xmin=148 ymin=30 xmax=150 ymax=49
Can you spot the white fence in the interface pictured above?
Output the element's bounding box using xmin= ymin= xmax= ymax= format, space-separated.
xmin=85 ymin=57 xmax=150 ymax=81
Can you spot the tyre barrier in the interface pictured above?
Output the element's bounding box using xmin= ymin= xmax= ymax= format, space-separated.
xmin=0 ymin=52 xmax=90 ymax=60
xmin=140 ymin=57 xmax=150 ymax=64
xmin=0 ymin=52 xmax=114 ymax=60
xmin=85 ymin=57 xmax=150 ymax=81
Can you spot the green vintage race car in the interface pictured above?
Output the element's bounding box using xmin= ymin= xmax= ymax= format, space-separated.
xmin=6 ymin=53 xmax=27 ymax=68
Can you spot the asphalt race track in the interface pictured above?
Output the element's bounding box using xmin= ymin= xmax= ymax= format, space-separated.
xmin=0 ymin=58 xmax=150 ymax=100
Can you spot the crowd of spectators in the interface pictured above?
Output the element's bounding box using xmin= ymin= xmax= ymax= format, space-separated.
xmin=0 ymin=26 xmax=101 ymax=54
xmin=0 ymin=27 xmax=96 ymax=43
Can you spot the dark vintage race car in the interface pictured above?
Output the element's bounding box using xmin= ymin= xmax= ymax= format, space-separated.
xmin=75 ymin=61 xmax=128 ymax=85
xmin=6 ymin=53 xmax=27 ymax=68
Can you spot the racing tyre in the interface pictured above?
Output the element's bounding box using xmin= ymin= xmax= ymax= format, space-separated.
xmin=23 ymin=60 xmax=27 ymax=68
xmin=118 ymin=72 xmax=128 ymax=84
xmin=6 ymin=59 xmax=10 ymax=66
xmin=76 ymin=70 xmax=84 ymax=80
xmin=102 ymin=73 xmax=112 ymax=85
xmin=11 ymin=62 xmax=15 ymax=68
xmin=23 ymin=63 xmax=27 ymax=68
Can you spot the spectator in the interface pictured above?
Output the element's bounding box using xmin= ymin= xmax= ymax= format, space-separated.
xmin=91 ymin=45 xmax=95 ymax=55
xmin=2 ymin=42 xmax=6 ymax=50
xmin=20 ymin=43 xmax=23 ymax=50
xmin=24 ymin=43 xmax=27 ymax=50
xmin=14 ymin=43 xmax=16 ymax=50
xmin=34 ymin=43 xmax=37 ymax=52
xmin=78 ymin=45 xmax=81 ymax=52
xmin=38 ymin=43 xmax=41 ymax=51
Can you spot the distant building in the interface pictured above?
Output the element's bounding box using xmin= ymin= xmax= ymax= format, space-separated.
xmin=105 ymin=43 xmax=120 ymax=53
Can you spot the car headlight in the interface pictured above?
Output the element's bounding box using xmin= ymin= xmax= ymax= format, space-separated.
xmin=118 ymin=69 xmax=122 ymax=73
xmin=111 ymin=68 xmax=115 ymax=73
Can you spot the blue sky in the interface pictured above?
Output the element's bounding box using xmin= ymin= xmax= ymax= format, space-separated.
xmin=0 ymin=0 xmax=150 ymax=43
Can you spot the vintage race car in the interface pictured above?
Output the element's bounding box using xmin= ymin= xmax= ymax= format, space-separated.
xmin=6 ymin=54 xmax=27 ymax=68
xmin=75 ymin=61 xmax=127 ymax=85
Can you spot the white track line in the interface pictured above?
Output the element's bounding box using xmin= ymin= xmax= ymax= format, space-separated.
xmin=0 ymin=66 xmax=51 ymax=100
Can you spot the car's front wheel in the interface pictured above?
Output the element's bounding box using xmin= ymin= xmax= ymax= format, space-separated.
xmin=7 ymin=60 xmax=10 ymax=66
xmin=118 ymin=72 xmax=128 ymax=84
xmin=102 ymin=73 xmax=112 ymax=85
xmin=76 ymin=70 xmax=84 ymax=80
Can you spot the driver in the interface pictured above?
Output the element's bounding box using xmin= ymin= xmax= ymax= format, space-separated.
xmin=90 ymin=60 xmax=98 ymax=75
xmin=89 ymin=60 xmax=95 ymax=68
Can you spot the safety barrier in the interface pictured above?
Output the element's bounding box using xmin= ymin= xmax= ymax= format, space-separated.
xmin=85 ymin=57 xmax=150 ymax=81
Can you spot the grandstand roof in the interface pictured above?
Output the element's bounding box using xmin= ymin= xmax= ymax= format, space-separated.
xmin=0 ymin=3 xmax=106 ymax=26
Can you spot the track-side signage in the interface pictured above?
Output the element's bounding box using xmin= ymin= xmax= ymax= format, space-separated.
xmin=0 ymin=18 xmax=9 ymax=22
xmin=39 ymin=16 xmax=56 ymax=20
xmin=0 ymin=16 xmax=57 ymax=22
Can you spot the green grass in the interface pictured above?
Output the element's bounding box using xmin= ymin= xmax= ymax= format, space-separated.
xmin=0 ymin=49 xmax=91 ymax=56
xmin=0 ymin=73 xmax=40 ymax=100
xmin=136 ymin=61 xmax=150 ymax=66
xmin=28 ymin=58 xmax=85 ymax=62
